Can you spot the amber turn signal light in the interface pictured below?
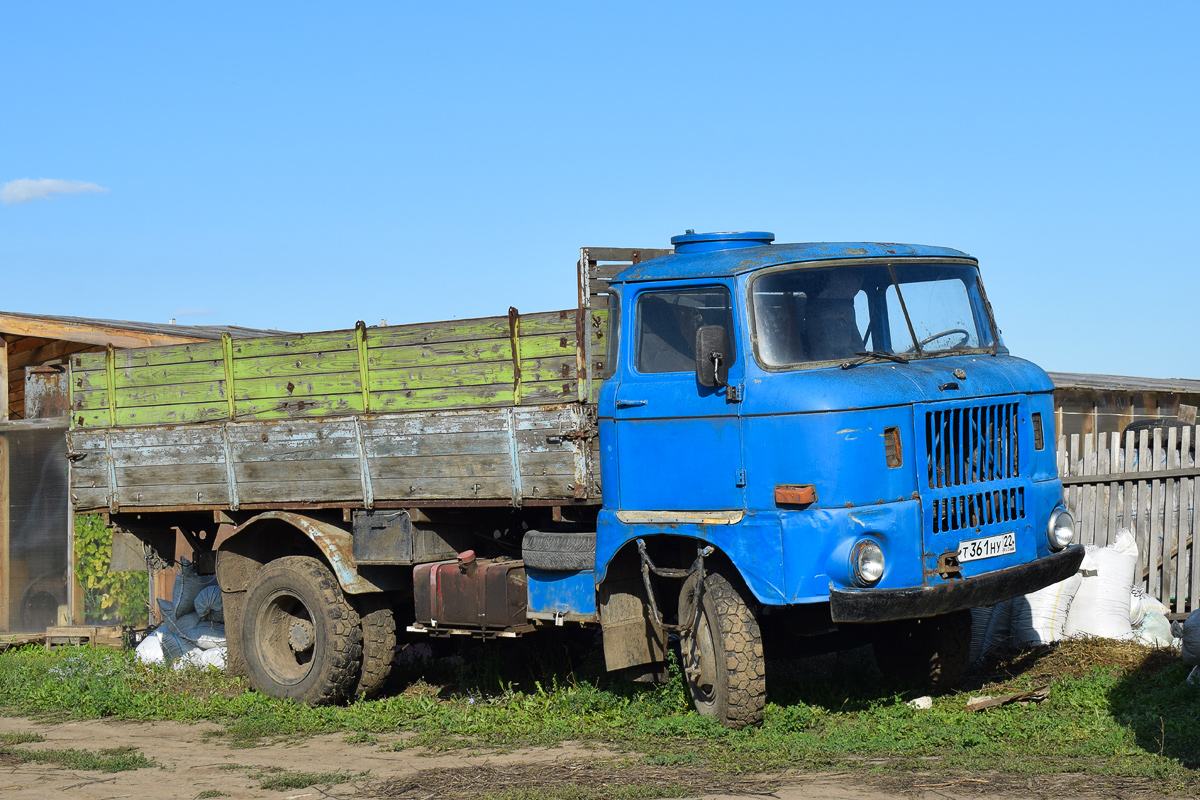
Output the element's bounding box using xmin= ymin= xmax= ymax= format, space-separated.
xmin=775 ymin=484 xmax=817 ymax=506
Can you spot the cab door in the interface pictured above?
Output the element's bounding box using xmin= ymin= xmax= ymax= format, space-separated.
xmin=609 ymin=284 xmax=743 ymax=512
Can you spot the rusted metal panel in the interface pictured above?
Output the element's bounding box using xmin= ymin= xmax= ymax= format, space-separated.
xmin=23 ymin=365 xmax=70 ymax=419
xmin=413 ymin=552 xmax=528 ymax=630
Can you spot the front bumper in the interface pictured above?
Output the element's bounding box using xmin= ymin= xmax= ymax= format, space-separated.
xmin=829 ymin=544 xmax=1085 ymax=623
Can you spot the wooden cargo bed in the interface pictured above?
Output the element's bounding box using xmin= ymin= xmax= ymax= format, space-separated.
xmin=66 ymin=247 xmax=657 ymax=513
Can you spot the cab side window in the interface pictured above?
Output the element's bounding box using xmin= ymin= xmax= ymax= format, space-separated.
xmin=636 ymin=288 xmax=736 ymax=374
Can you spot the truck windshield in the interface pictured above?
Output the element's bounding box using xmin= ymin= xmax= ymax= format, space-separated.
xmin=749 ymin=262 xmax=996 ymax=368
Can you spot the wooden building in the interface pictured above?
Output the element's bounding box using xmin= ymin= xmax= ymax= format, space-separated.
xmin=0 ymin=312 xmax=281 ymax=633
xmin=1048 ymin=372 xmax=1200 ymax=441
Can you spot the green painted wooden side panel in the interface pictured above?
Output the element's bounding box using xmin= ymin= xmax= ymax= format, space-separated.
xmin=72 ymin=309 xmax=584 ymax=429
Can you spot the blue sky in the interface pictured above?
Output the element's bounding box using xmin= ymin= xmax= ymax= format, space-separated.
xmin=2 ymin=3 xmax=1197 ymax=379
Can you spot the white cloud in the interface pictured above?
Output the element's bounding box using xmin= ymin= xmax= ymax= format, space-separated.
xmin=1 ymin=178 xmax=108 ymax=205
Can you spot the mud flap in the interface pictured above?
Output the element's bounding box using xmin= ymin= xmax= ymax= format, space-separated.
xmin=598 ymin=575 xmax=665 ymax=672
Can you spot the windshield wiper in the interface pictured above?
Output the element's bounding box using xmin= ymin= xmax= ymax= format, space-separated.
xmin=841 ymin=350 xmax=910 ymax=369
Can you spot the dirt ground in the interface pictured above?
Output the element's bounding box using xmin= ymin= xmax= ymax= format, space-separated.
xmin=0 ymin=716 xmax=1177 ymax=800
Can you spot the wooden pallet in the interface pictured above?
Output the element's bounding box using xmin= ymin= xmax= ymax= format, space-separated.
xmin=43 ymin=625 xmax=124 ymax=650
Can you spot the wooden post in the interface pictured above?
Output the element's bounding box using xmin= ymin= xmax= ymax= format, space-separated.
xmin=1 ymin=338 xmax=8 ymax=420
xmin=0 ymin=435 xmax=8 ymax=631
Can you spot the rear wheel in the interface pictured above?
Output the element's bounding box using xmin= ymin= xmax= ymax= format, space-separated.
xmin=352 ymin=592 xmax=397 ymax=701
xmin=241 ymin=556 xmax=363 ymax=705
xmin=872 ymin=609 xmax=971 ymax=692
xmin=678 ymin=571 xmax=765 ymax=729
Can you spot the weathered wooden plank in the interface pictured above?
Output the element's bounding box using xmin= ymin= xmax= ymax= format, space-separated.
xmin=369 ymin=384 xmax=514 ymax=413
xmin=366 ymin=318 xmax=512 ymax=348
xmin=1082 ymin=432 xmax=1095 ymax=545
xmin=372 ymin=476 xmax=519 ymax=500
xmin=230 ymin=330 xmax=358 ymax=360
xmin=518 ymin=380 xmax=578 ymax=405
xmin=518 ymin=356 xmax=578 ymax=383
xmin=116 ymin=462 xmax=228 ymax=488
xmin=1187 ymin=425 xmax=1199 ymax=612
xmin=75 ymin=359 xmax=228 ymax=392
xmin=234 ymin=394 xmax=362 ymax=421
xmin=80 ymin=340 xmax=226 ymax=371
xmin=367 ymin=339 xmax=513 ymax=371
xmin=1164 ymin=426 xmax=1180 ymax=611
xmin=370 ymin=363 xmax=515 ymax=393
xmin=1137 ymin=429 xmax=1151 ymax=593
xmin=74 ymin=380 xmax=228 ymax=411
xmin=1148 ymin=429 xmax=1164 ymax=599
xmin=234 ymin=373 xmax=362 ymax=403
xmin=367 ymin=431 xmax=511 ymax=459
xmin=369 ymin=454 xmax=512 ymax=479
xmin=75 ymin=402 xmax=230 ymax=428
xmin=232 ymin=349 xmax=363 ymax=381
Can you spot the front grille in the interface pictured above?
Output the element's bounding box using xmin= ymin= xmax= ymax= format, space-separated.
xmin=925 ymin=403 xmax=1021 ymax=489
xmin=932 ymin=486 xmax=1025 ymax=533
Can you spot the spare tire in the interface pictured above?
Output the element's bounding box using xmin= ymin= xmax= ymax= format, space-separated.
xmin=1121 ymin=418 xmax=1195 ymax=454
xmin=521 ymin=530 xmax=596 ymax=571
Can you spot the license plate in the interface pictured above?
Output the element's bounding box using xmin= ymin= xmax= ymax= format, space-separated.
xmin=957 ymin=532 xmax=1016 ymax=563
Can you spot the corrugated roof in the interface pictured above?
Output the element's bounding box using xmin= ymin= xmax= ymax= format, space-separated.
xmin=1048 ymin=372 xmax=1200 ymax=394
xmin=0 ymin=310 xmax=286 ymax=340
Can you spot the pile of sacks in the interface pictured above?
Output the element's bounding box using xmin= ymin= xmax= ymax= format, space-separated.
xmin=970 ymin=529 xmax=1180 ymax=664
xmin=135 ymin=558 xmax=228 ymax=669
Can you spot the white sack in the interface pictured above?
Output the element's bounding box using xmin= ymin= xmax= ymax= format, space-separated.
xmin=184 ymin=621 xmax=226 ymax=650
xmin=1064 ymin=529 xmax=1137 ymax=640
xmin=1130 ymin=587 xmax=1169 ymax=627
xmin=1133 ymin=611 xmax=1175 ymax=648
xmin=194 ymin=585 xmax=223 ymax=623
xmin=1011 ymin=571 xmax=1083 ymax=645
xmin=135 ymin=631 xmax=165 ymax=664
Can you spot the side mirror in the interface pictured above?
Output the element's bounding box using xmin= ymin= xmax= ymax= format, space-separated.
xmin=695 ymin=325 xmax=729 ymax=388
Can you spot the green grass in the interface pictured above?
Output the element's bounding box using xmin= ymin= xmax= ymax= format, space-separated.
xmin=256 ymin=769 xmax=368 ymax=790
xmin=0 ymin=743 xmax=154 ymax=772
xmin=0 ymin=731 xmax=44 ymax=745
xmin=0 ymin=638 xmax=1197 ymax=789
xmin=195 ymin=792 xmax=230 ymax=799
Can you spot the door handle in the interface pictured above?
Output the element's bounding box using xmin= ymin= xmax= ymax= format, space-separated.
xmin=616 ymin=399 xmax=648 ymax=409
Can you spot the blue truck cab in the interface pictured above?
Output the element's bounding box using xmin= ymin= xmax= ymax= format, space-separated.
xmin=575 ymin=231 xmax=1083 ymax=726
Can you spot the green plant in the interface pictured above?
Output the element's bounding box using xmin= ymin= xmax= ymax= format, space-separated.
xmin=73 ymin=513 xmax=149 ymax=625
xmin=256 ymin=769 xmax=368 ymax=790
xmin=0 ymin=744 xmax=153 ymax=772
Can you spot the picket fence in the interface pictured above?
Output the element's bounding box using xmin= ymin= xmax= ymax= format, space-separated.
xmin=1057 ymin=424 xmax=1199 ymax=615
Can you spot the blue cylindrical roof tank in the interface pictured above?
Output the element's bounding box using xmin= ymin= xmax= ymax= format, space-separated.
xmin=670 ymin=230 xmax=775 ymax=253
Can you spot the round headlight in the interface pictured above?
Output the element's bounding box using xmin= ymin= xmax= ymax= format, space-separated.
xmin=853 ymin=540 xmax=885 ymax=585
xmin=1047 ymin=509 xmax=1074 ymax=550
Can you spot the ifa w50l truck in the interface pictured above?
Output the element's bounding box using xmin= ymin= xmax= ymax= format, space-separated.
xmin=67 ymin=231 xmax=1084 ymax=728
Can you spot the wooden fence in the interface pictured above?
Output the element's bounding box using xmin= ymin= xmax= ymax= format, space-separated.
xmin=1058 ymin=425 xmax=1198 ymax=614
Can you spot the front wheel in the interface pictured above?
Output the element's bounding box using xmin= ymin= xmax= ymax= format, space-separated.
xmin=241 ymin=556 xmax=363 ymax=705
xmin=678 ymin=571 xmax=765 ymax=729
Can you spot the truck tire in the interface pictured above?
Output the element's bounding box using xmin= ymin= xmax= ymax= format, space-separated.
xmin=241 ymin=556 xmax=363 ymax=705
xmin=1121 ymin=419 xmax=1196 ymax=454
xmin=352 ymin=593 xmax=397 ymax=701
xmin=872 ymin=609 xmax=971 ymax=692
xmin=678 ymin=570 xmax=766 ymax=729
xmin=521 ymin=530 xmax=596 ymax=571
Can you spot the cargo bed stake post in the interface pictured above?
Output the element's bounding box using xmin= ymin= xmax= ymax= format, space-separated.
xmin=353 ymin=416 xmax=375 ymax=509
xmin=221 ymin=332 xmax=236 ymax=421
xmin=221 ymin=423 xmax=240 ymax=511
xmin=508 ymin=307 xmax=522 ymax=406
xmin=105 ymin=344 xmax=117 ymax=427
xmin=505 ymin=407 xmax=523 ymax=507
xmin=355 ymin=321 xmax=371 ymax=413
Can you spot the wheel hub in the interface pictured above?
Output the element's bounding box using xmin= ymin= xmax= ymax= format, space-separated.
xmin=288 ymin=619 xmax=314 ymax=652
